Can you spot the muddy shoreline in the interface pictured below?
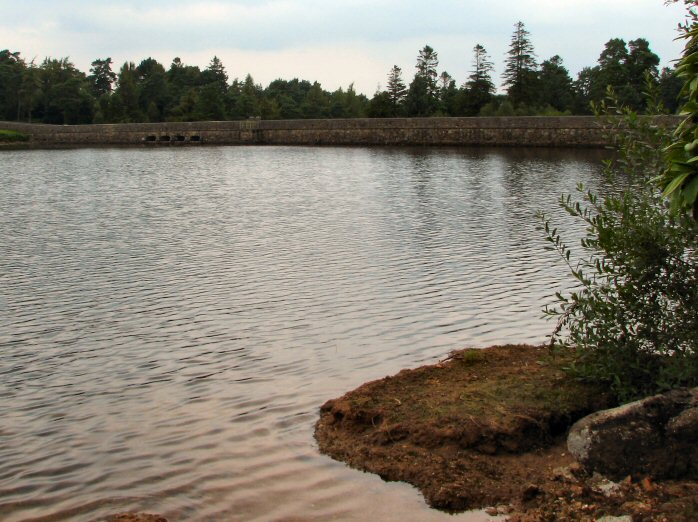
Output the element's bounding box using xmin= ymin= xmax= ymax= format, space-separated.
xmin=314 ymin=344 xmax=698 ymax=520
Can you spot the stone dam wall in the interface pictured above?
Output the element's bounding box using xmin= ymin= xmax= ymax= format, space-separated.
xmin=0 ymin=116 xmax=683 ymax=149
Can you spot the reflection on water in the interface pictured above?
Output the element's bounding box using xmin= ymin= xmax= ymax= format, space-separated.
xmin=0 ymin=146 xmax=606 ymax=521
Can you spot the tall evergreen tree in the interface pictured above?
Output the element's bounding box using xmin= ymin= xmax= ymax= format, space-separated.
xmin=236 ymin=74 xmax=262 ymax=118
xmin=367 ymin=90 xmax=394 ymax=118
xmin=503 ymin=21 xmax=538 ymax=106
xmin=438 ymin=71 xmax=456 ymax=115
xmin=463 ymin=44 xmax=495 ymax=115
xmin=469 ymin=44 xmax=495 ymax=89
xmin=572 ymin=66 xmax=596 ymax=114
xmin=416 ymin=45 xmax=439 ymax=98
xmin=538 ymin=55 xmax=574 ymax=112
xmin=166 ymin=57 xmax=203 ymax=115
xmin=114 ymin=61 xmax=142 ymax=122
xmin=329 ymin=83 xmax=367 ymax=118
xmin=18 ymin=60 xmax=41 ymax=122
xmin=625 ymin=38 xmax=660 ymax=109
xmin=386 ymin=65 xmax=407 ymax=112
xmin=202 ymin=55 xmax=229 ymax=95
xmin=87 ymin=58 xmax=116 ymax=97
xmin=581 ymin=38 xmax=660 ymax=111
xmin=136 ymin=58 xmax=168 ymax=121
xmin=438 ymin=71 xmax=453 ymax=92
xmin=196 ymin=82 xmax=227 ymax=120
xmin=301 ymin=81 xmax=330 ymax=118
xmin=406 ymin=45 xmax=440 ymax=116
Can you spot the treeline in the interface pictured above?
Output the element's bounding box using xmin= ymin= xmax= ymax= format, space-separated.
xmin=0 ymin=21 xmax=682 ymax=125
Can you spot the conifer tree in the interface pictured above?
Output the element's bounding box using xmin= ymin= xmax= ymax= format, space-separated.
xmin=416 ymin=45 xmax=439 ymax=99
xmin=386 ymin=65 xmax=407 ymax=110
xmin=114 ymin=61 xmax=142 ymax=122
xmin=406 ymin=45 xmax=440 ymax=116
xmin=464 ymin=44 xmax=495 ymax=114
xmin=88 ymin=58 xmax=116 ymax=97
xmin=538 ymin=55 xmax=574 ymax=112
xmin=203 ymin=56 xmax=229 ymax=95
xmin=503 ymin=21 xmax=538 ymax=106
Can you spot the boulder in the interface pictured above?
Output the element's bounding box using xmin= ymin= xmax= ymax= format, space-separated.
xmin=567 ymin=387 xmax=698 ymax=480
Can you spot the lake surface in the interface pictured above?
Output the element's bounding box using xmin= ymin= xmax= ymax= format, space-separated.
xmin=1 ymin=146 xmax=606 ymax=521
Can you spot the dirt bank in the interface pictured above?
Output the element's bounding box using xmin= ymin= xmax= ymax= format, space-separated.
xmin=314 ymin=344 xmax=698 ymax=520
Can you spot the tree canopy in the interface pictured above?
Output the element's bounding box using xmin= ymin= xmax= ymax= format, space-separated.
xmin=0 ymin=22 xmax=679 ymax=124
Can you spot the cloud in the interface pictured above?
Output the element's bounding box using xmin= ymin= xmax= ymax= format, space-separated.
xmin=0 ymin=0 xmax=688 ymax=95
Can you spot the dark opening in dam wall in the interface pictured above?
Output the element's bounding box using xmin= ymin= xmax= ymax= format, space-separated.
xmin=0 ymin=116 xmax=682 ymax=149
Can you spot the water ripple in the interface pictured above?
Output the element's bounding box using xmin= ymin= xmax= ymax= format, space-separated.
xmin=0 ymin=145 xmax=607 ymax=521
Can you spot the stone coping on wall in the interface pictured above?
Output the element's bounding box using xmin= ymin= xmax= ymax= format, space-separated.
xmin=0 ymin=116 xmax=683 ymax=148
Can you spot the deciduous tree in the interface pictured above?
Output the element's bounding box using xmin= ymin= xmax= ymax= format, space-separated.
xmin=38 ymin=57 xmax=94 ymax=124
xmin=0 ymin=50 xmax=25 ymax=120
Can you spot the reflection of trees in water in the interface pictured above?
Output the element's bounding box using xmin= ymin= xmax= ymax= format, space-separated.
xmin=367 ymin=147 xmax=609 ymax=295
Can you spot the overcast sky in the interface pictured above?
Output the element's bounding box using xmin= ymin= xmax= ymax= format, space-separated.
xmin=1 ymin=0 xmax=689 ymax=95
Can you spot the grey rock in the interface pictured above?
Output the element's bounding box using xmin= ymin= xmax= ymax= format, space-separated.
xmin=567 ymin=387 xmax=698 ymax=480
xmin=593 ymin=476 xmax=621 ymax=497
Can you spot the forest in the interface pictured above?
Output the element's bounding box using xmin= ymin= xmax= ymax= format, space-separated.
xmin=0 ymin=22 xmax=682 ymax=125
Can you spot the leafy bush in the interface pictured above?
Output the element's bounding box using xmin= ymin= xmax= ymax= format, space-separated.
xmin=660 ymin=0 xmax=698 ymax=218
xmin=538 ymin=95 xmax=698 ymax=402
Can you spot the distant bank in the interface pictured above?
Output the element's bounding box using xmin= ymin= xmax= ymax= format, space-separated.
xmin=0 ymin=116 xmax=682 ymax=149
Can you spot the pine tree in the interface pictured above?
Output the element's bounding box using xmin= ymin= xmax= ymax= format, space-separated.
xmin=203 ymin=56 xmax=229 ymax=95
xmin=438 ymin=71 xmax=457 ymax=115
xmin=236 ymin=74 xmax=261 ymax=118
xmin=438 ymin=71 xmax=453 ymax=92
xmin=469 ymin=44 xmax=495 ymax=89
xmin=464 ymin=44 xmax=495 ymax=114
xmin=416 ymin=45 xmax=439 ymax=99
xmin=136 ymin=58 xmax=168 ymax=121
xmin=386 ymin=65 xmax=407 ymax=110
xmin=88 ymin=58 xmax=116 ymax=97
xmin=538 ymin=55 xmax=574 ymax=112
xmin=114 ymin=62 xmax=142 ymax=122
xmin=503 ymin=21 xmax=538 ymax=106
xmin=406 ymin=45 xmax=440 ymax=116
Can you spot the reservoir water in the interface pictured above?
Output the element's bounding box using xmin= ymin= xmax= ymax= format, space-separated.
xmin=1 ymin=146 xmax=606 ymax=521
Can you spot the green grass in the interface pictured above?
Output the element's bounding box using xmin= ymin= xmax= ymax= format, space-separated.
xmin=0 ymin=129 xmax=29 ymax=142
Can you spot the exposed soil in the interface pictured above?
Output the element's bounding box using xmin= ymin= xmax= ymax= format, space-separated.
xmin=314 ymin=344 xmax=698 ymax=520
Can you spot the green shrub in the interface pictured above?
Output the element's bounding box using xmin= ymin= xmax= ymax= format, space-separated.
xmin=0 ymin=129 xmax=29 ymax=142
xmin=660 ymin=1 xmax=698 ymax=218
xmin=538 ymin=95 xmax=698 ymax=402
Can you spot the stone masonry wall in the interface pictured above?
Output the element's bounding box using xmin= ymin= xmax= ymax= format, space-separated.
xmin=0 ymin=116 xmax=683 ymax=148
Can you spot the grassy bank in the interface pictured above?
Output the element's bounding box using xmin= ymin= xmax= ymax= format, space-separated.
xmin=0 ymin=129 xmax=32 ymax=149
xmin=0 ymin=129 xmax=29 ymax=142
